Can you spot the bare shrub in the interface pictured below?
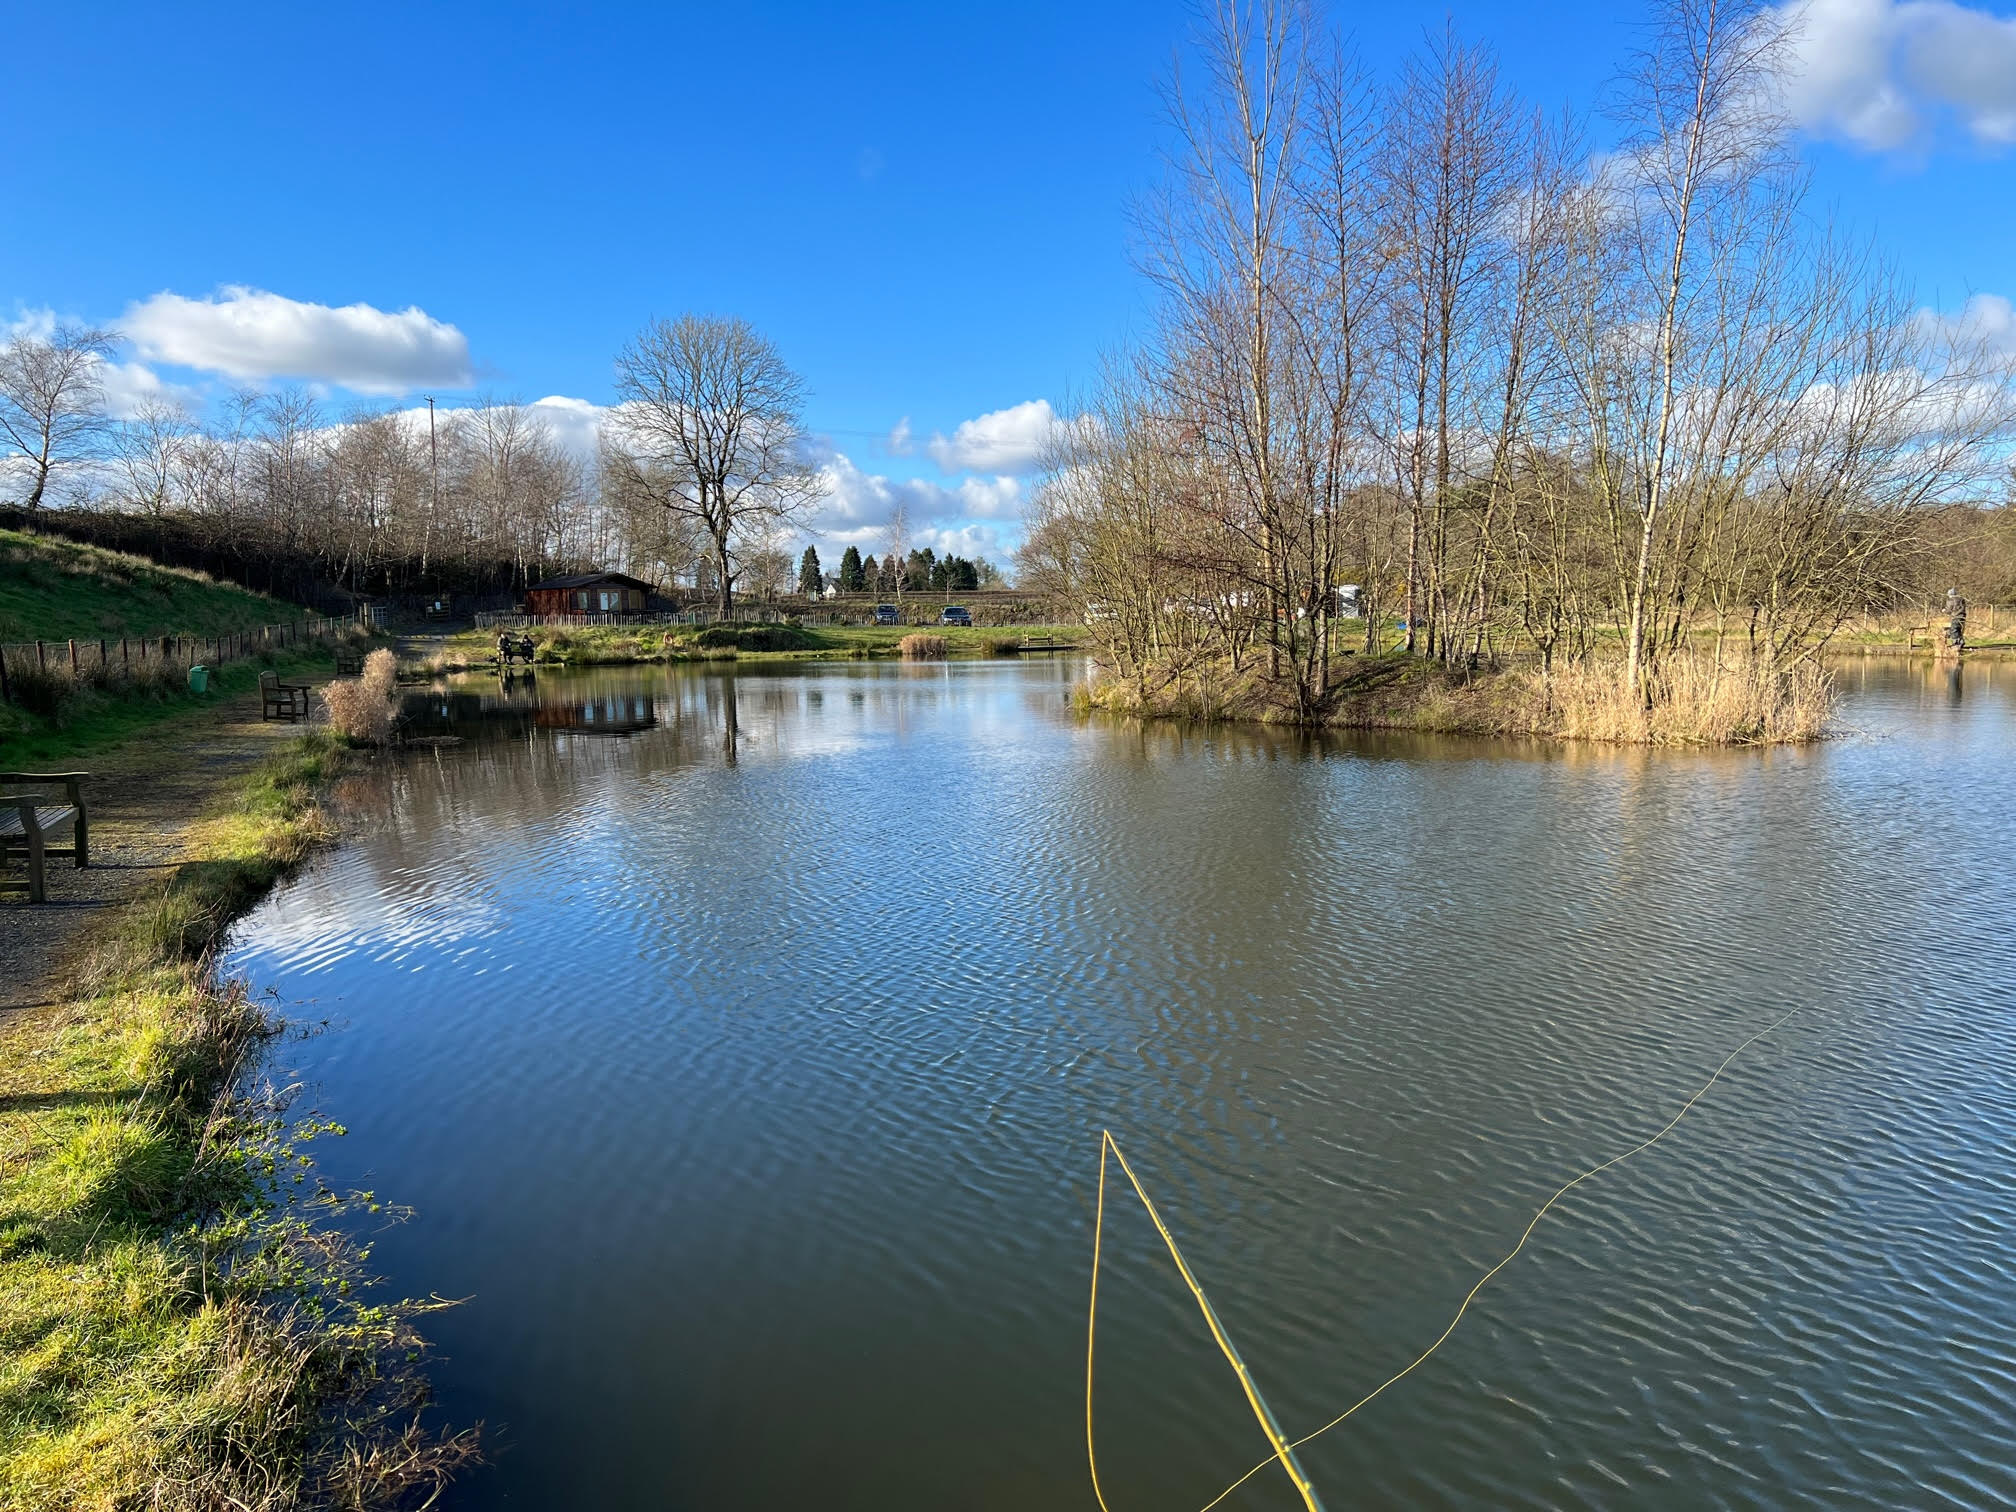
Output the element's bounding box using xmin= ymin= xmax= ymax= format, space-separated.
xmin=899 ymin=634 xmax=947 ymax=660
xmin=322 ymin=651 xmax=399 ymax=745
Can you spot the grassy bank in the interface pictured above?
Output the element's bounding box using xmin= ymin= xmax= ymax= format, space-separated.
xmin=0 ymin=529 xmax=307 ymax=645
xmin=0 ymin=733 xmax=470 ymax=1509
xmin=1085 ymin=651 xmax=1832 ymax=746
xmin=421 ymin=621 xmax=1083 ymax=671
xmin=1822 ymin=621 xmax=2016 ymax=655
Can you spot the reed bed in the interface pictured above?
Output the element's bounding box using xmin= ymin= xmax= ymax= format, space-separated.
xmin=1533 ymin=654 xmax=1831 ymax=745
xmin=899 ymin=633 xmax=948 ymax=660
xmin=1084 ymin=648 xmax=1833 ymax=746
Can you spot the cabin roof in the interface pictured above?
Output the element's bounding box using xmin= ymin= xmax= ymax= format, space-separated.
xmin=526 ymin=571 xmax=654 ymax=593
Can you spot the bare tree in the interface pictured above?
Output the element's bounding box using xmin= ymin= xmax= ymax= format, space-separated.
xmin=606 ymin=314 xmax=827 ymax=616
xmin=0 ymin=323 xmax=115 ymax=512
xmin=743 ymin=518 xmax=795 ymax=599
xmin=1607 ymin=0 xmax=1795 ymax=692
xmin=597 ymin=430 xmax=705 ymax=590
xmin=883 ymin=502 xmax=910 ymax=608
xmin=441 ymin=397 xmax=585 ymax=586
xmin=1375 ymin=28 xmax=1524 ymax=663
xmin=113 ymin=397 xmax=194 ymax=518
xmin=1146 ymin=0 xmax=1310 ymax=683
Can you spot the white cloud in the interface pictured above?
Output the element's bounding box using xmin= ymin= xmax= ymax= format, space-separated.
xmin=916 ymin=523 xmax=1009 ymax=561
xmin=1915 ymin=291 xmax=2016 ymax=357
xmin=97 ymin=361 xmax=203 ymax=421
xmin=925 ymin=398 xmax=1067 ymax=474
xmin=811 ymin=452 xmax=1025 ymax=535
xmin=517 ymin=395 xmax=607 ymax=459
xmin=121 ymin=286 xmax=471 ymax=394
xmin=1774 ymin=0 xmax=2016 ymax=150
xmin=4 ymin=307 xmax=58 ymax=344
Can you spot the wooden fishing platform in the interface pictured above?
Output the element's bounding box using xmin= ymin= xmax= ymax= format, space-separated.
xmin=1013 ymin=636 xmax=1077 ymax=654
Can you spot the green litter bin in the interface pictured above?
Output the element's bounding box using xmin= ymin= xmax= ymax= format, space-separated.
xmin=187 ymin=664 xmax=210 ymax=694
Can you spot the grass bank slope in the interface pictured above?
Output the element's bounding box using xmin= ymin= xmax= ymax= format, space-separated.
xmin=0 ymin=733 xmax=471 ymax=1510
xmin=0 ymin=528 xmax=304 ymax=644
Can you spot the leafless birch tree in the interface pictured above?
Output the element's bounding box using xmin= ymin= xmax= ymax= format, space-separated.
xmin=0 ymin=323 xmax=115 ymax=512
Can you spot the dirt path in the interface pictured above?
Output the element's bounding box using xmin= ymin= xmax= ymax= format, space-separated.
xmin=1 ymin=688 xmax=318 ymax=1015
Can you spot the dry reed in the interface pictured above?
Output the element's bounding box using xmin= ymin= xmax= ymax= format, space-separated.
xmin=899 ymin=634 xmax=948 ymax=660
xmin=1535 ymin=653 xmax=1831 ymax=745
xmin=320 ymin=649 xmax=400 ymax=744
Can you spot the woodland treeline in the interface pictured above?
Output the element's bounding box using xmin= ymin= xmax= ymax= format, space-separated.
xmin=1021 ymin=0 xmax=2016 ymax=721
xmin=0 ymin=329 xmax=837 ymax=607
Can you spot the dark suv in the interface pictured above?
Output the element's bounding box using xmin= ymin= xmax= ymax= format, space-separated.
xmin=938 ymin=606 xmax=973 ymax=627
xmin=873 ymin=604 xmax=900 ymax=625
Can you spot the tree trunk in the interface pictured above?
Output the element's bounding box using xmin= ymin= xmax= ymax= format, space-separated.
xmin=715 ymin=536 xmax=735 ymax=618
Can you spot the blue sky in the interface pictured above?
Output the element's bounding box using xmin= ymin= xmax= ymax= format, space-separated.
xmin=5 ymin=0 xmax=2013 ymax=563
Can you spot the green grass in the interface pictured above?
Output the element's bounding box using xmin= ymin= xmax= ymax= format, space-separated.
xmin=0 ymin=528 xmax=308 ymax=645
xmin=0 ymin=734 xmax=472 ymax=1510
xmin=429 ymin=621 xmax=1085 ymax=671
xmin=0 ymin=647 xmax=343 ymax=770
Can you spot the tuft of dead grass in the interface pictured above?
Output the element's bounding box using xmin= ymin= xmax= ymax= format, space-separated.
xmin=320 ymin=650 xmax=399 ymax=745
xmin=899 ymin=633 xmax=948 ymax=660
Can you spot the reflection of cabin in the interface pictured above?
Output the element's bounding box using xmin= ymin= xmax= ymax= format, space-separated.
xmin=534 ymin=695 xmax=659 ymax=736
xmin=524 ymin=572 xmax=653 ymax=616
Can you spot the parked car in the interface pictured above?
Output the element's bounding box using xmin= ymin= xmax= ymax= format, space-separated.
xmin=938 ymin=605 xmax=973 ymax=627
xmin=873 ymin=604 xmax=900 ymax=625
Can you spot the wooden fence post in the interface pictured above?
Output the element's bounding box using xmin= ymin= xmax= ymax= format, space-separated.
xmin=122 ymin=638 xmax=129 ymax=674
xmin=0 ymin=649 xmax=10 ymax=705
xmin=36 ymin=640 xmax=46 ymax=671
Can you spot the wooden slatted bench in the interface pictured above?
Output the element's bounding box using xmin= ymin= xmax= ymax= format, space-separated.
xmin=0 ymin=772 xmax=89 ymax=905
xmin=260 ymin=670 xmax=313 ymax=721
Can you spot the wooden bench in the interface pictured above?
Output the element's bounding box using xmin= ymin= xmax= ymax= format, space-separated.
xmin=334 ymin=646 xmax=365 ymax=675
xmin=0 ymin=772 xmax=88 ymax=904
xmin=259 ymin=670 xmax=313 ymax=721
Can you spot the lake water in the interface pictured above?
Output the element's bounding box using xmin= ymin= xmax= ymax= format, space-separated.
xmin=224 ymin=655 xmax=2016 ymax=1510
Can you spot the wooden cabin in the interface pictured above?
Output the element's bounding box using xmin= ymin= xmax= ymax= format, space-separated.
xmin=523 ymin=572 xmax=653 ymax=616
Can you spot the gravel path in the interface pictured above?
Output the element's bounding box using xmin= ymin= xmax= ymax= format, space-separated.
xmin=1 ymin=689 xmax=318 ymax=1016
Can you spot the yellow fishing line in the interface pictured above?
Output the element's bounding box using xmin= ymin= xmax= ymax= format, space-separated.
xmin=1086 ymin=1129 xmax=1325 ymax=1512
xmin=1186 ymin=1004 xmax=1807 ymax=1512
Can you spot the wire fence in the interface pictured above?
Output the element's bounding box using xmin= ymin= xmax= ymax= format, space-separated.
xmin=0 ymin=614 xmax=365 ymax=706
